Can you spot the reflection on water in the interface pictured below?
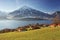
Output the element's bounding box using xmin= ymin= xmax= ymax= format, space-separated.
xmin=0 ymin=20 xmax=52 ymax=30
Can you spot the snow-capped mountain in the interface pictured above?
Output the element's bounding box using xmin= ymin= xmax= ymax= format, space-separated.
xmin=52 ymin=11 xmax=60 ymax=17
xmin=7 ymin=6 xmax=53 ymax=20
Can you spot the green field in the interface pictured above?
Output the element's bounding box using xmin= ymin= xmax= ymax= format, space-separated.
xmin=0 ymin=27 xmax=60 ymax=40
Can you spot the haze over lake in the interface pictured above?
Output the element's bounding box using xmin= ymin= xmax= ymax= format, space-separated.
xmin=0 ymin=20 xmax=52 ymax=30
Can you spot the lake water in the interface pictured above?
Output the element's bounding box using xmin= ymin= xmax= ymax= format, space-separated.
xmin=0 ymin=20 xmax=52 ymax=30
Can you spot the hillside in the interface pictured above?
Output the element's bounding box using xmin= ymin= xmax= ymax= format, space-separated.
xmin=0 ymin=27 xmax=60 ymax=40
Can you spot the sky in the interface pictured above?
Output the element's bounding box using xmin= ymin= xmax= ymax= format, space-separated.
xmin=0 ymin=0 xmax=60 ymax=14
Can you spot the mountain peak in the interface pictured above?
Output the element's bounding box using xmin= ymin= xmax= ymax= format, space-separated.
xmin=20 ymin=6 xmax=31 ymax=10
xmin=22 ymin=6 xmax=30 ymax=8
xmin=52 ymin=11 xmax=60 ymax=17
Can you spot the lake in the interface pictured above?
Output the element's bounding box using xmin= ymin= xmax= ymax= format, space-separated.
xmin=0 ymin=20 xmax=52 ymax=30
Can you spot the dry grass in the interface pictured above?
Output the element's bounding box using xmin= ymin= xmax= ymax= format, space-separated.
xmin=0 ymin=27 xmax=60 ymax=40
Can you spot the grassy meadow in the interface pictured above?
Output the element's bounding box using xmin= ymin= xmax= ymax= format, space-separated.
xmin=0 ymin=27 xmax=60 ymax=40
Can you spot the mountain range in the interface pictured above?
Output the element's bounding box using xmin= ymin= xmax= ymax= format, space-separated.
xmin=0 ymin=6 xmax=60 ymax=20
xmin=7 ymin=6 xmax=53 ymax=20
